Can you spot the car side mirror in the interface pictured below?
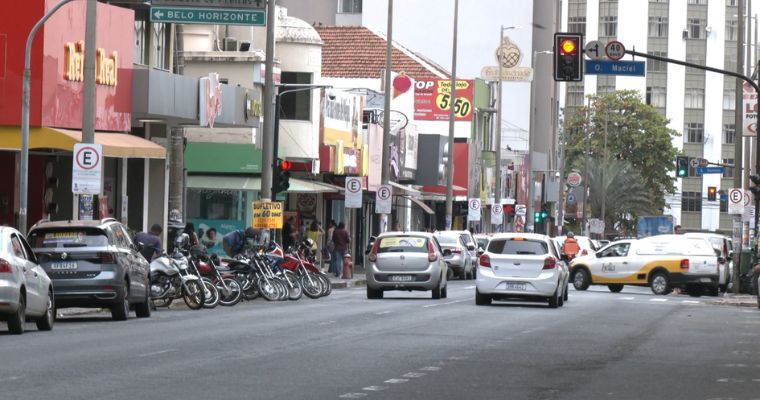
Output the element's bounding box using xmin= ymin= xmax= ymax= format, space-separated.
xmin=442 ymin=249 xmax=452 ymax=257
xmin=467 ymin=244 xmax=475 ymax=251
xmin=477 ymin=248 xmax=485 ymax=256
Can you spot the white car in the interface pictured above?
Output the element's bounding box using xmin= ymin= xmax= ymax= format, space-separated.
xmin=476 ymin=233 xmax=569 ymax=308
xmin=684 ymin=232 xmax=732 ymax=293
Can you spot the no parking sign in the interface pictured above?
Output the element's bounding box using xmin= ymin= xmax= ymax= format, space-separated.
xmin=491 ymin=204 xmax=503 ymax=225
xmin=72 ymin=143 xmax=102 ymax=195
xmin=468 ymin=198 xmax=481 ymax=222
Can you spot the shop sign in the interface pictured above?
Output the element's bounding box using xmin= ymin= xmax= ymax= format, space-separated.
xmin=64 ymin=41 xmax=118 ymax=86
xmin=414 ymin=79 xmax=473 ymax=122
xmin=251 ymin=201 xmax=283 ymax=229
xmin=743 ymin=81 xmax=757 ymax=136
xmin=322 ymin=91 xmax=363 ymax=147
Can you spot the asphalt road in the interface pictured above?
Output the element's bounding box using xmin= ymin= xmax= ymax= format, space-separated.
xmin=2 ymin=281 xmax=760 ymax=400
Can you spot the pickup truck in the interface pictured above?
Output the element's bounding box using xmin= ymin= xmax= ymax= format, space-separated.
xmin=569 ymin=234 xmax=720 ymax=296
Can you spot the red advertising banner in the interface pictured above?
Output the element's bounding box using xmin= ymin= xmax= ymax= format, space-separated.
xmin=414 ymin=79 xmax=473 ymax=122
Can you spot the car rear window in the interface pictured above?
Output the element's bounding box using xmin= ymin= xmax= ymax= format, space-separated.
xmin=377 ymin=236 xmax=428 ymax=253
xmin=488 ymin=239 xmax=548 ymax=255
xmin=28 ymin=228 xmax=109 ymax=248
xmin=434 ymin=235 xmax=459 ymax=245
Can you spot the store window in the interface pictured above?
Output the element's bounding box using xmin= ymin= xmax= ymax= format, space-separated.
xmin=279 ymin=72 xmax=312 ymax=121
xmin=134 ymin=20 xmax=146 ymax=65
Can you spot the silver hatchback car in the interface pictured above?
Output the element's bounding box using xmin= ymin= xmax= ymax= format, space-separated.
xmin=0 ymin=226 xmax=55 ymax=334
xmin=366 ymin=232 xmax=450 ymax=300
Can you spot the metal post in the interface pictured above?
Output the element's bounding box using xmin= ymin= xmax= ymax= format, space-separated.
xmin=271 ymin=93 xmax=281 ymax=196
xmin=495 ymin=27 xmax=503 ymax=207
xmin=734 ymin=0 xmax=745 ymax=293
xmin=261 ymin=0 xmax=276 ymax=201
xmin=581 ymin=102 xmax=591 ymax=236
xmin=600 ymin=108 xmax=608 ymax=239
xmin=444 ymin=0 xmax=459 ymax=231
xmin=20 ymin=0 xmax=75 ymax=234
xmin=380 ymin=0 xmax=393 ymax=233
xmin=77 ymin=0 xmax=97 ymax=220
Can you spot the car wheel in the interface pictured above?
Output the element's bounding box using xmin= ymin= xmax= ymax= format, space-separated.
xmin=572 ymin=269 xmax=590 ymax=291
xmin=366 ymin=287 xmax=383 ymax=299
xmin=7 ymin=293 xmax=25 ymax=334
xmin=458 ymin=269 xmax=466 ymax=280
xmin=707 ymin=285 xmax=720 ymax=297
xmin=111 ymin=282 xmax=130 ymax=321
xmin=608 ymin=284 xmax=624 ymax=293
xmin=35 ymin=289 xmax=55 ymax=331
xmin=431 ymin=282 xmax=442 ymax=299
xmin=441 ymin=284 xmax=448 ymax=299
xmin=134 ymin=286 xmax=152 ymax=318
xmin=548 ymin=287 xmax=560 ymax=308
xmin=650 ymin=272 xmax=671 ymax=295
xmin=446 ymin=267 xmax=454 ymax=281
xmin=471 ymin=267 xmax=477 ymax=280
xmin=563 ymin=282 xmax=569 ymax=302
xmin=475 ymin=288 xmax=491 ymax=305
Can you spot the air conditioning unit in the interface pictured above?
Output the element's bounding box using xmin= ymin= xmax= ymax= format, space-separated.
xmin=223 ymin=37 xmax=238 ymax=51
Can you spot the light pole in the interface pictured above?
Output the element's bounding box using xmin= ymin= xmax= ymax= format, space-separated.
xmin=380 ymin=0 xmax=393 ymax=234
xmin=525 ymin=49 xmax=553 ymax=233
xmin=444 ymin=0 xmax=459 ymax=230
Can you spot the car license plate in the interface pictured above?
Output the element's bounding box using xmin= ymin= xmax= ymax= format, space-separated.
xmin=50 ymin=262 xmax=78 ymax=270
xmin=389 ymin=275 xmax=414 ymax=282
xmin=505 ymin=282 xmax=526 ymax=290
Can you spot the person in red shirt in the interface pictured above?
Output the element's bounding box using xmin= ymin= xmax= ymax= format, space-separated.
xmin=331 ymin=222 xmax=351 ymax=277
xmin=562 ymin=232 xmax=581 ymax=261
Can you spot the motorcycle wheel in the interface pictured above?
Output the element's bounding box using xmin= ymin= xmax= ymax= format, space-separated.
xmin=182 ymin=280 xmax=205 ymax=310
xmin=273 ymin=278 xmax=290 ymax=301
xmin=257 ymin=276 xmax=281 ymax=301
xmin=217 ymin=278 xmax=244 ymax=306
xmin=201 ymin=278 xmax=220 ymax=309
xmin=283 ymin=270 xmax=303 ymax=301
xmin=315 ymin=273 xmax=332 ymax=297
xmin=299 ymin=273 xmax=323 ymax=299
xmin=152 ymin=297 xmax=173 ymax=308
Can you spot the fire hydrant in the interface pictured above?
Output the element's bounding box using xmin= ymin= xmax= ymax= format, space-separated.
xmin=341 ymin=253 xmax=353 ymax=279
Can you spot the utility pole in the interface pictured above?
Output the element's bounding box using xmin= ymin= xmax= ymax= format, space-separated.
xmin=78 ymin=0 xmax=97 ymax=220
xmin=380 ymin=0 xmax=393 ymax=233
xmin=734 ymin=0 xmax=745 ymax=294
xmin=444 ymin=0 xmax=459 ymax=231
xmin=580 ymin=101 xmax=591 ymax=237
xmin=261 ymin=0 xmax=276 ymax=201
xmin=495 ymin=26 xmax=504 ymax=213
xmin=600 ymin=108 xmax=608 ymax=239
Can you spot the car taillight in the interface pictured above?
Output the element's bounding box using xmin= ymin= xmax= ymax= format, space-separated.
xmin=452 ymin=248 xmax=462 ymax=254
xmin=99 ymin=252 xmax=116 ymax=263
xmin=479 ymin=254 xmax=491 ymax=268
xmin=428 ymin=241 xmax=438 ymax=262
xmin=680 ymin=259 xmax=689 ymax=270
xmin=0 ymin=258 xmax=11 ymax=273
xmin=543 ymin=256 xmax=556 ymax=270
xmin=368 ymin=241 xmax=379 ymax=263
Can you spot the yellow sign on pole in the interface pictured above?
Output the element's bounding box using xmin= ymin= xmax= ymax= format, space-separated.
xmin=252 ymin=201 xmax=283 ymax=229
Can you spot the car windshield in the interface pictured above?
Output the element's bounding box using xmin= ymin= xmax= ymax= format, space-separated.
xmin=434 ymin=234 xmax=460 ymax=245
xmin=377 ymin=236 xmax=428 ymax=253
xmin=488 ymin=239 xmax=548 ymax=255
xmin=28 ymin=228 xmax=109 ymax=248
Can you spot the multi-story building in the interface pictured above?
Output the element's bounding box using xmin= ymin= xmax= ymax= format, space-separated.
xmin=562 ymin=0 xmax=759 ymax=233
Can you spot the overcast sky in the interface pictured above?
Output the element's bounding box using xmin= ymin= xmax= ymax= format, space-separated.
xmin=361 ymin=0 xmax=535 ymax=151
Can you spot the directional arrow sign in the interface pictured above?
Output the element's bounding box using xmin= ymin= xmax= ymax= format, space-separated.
xmin=150 ymin=6 xmax=266 ymax=26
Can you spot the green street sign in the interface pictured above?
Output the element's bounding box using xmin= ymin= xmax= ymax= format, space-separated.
xmin=150 ymin=6 xmax=265 ymax=26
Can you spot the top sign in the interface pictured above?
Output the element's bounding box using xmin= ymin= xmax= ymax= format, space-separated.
xmin=151 ymin=0 xmax=265 ymax=8
xmin=605 ymin=41 xmax=625 ymax=60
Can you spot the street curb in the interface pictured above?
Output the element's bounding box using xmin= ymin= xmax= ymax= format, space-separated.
xmin=709 ymin=295 xmax=758 ymax=308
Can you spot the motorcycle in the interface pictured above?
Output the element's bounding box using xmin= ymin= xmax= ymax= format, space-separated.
xmin=149 ymin=233 xmax=206 ymax=310
xmin=191 ymin=246 xmax=244 ymax=307
xmin=271 ymin=239 xmax=331 ymax=298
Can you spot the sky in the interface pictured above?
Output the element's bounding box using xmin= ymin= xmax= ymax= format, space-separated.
xmin=361 ymin=0 xmax=535 ymax=151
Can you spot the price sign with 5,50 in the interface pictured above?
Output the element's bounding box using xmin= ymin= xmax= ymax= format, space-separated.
xmin=436 ymin=93 xmax=472 ymax=119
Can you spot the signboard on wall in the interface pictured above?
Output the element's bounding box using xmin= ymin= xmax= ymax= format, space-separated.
xmin=252 ymin=201 xmax=283 ymax=229
xmin=414 ymin=79 xmax=474 ymax=122
xmin=743 ymin=81 xmax=757 ymax=136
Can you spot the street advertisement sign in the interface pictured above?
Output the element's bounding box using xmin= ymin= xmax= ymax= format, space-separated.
xmin=375 ymin=185 xmax=392 ymax=214
xmin=199 ymin=73 xmax=222 ymax=127
xmin=468 ymin=198 xmax=481 ymax=222
xmin=728 ymin=188 xmax=743 ymax=215
xmin=251 ymin=201 xmax=283 ymax=229
xmin=414 ymin=79 xmax=474 ymax=122
xmin=742 ymin=81 xmax=757 ymax=137
xmin=515 ymin=204 xmax=527 ymax=216
xmin=78 ymin=195 xmax=94 ymax=221
xmin=151 ymin=0 xmax=265 ymax=8
xmin=150 ymin=6 xmax=266 ymax=25
xmin=584 ymin=60 xmax=645 ymax=76
xmin=72 ymin=143 xmax=103 ymax=195
xmin=491 ymin=204 xmax=503 ymax=225
xmin=345 ymin=177 xmax=363 ymax=208
xmin=480 ymin=66 xmax=533 ymax=82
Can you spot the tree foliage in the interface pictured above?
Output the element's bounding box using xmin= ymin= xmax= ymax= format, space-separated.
xmin=563 ymin=90 xmax=680 ymax=231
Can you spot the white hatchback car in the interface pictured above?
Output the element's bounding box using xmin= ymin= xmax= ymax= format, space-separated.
xmin=476 ymin=233 xmax=569 ymax=308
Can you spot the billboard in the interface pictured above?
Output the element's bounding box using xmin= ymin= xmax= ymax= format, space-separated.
xmin=414 ymin=79 xmax=474 ymax=122
xmin=743 ymin=81 xmax=757 ymax=137
xmin=322 ymin=91 xmax=364 ymax=147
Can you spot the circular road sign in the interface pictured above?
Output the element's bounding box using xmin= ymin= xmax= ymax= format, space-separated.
xmin=492 ymin=204 xmax=503 ymax=214
xmin=567 ymin=193 xmax=577 ymax=205
xmin=567 ymin=172 xmax=582 ymax=187
xmin=605 ymin=40 xmax=625 ymax=61
xmin=75 ymin=145 xmax=101 ymax=170
xmin=469 ymin=198 xmax=481 ymax=211
xmin=729 ymin=188 xmax=743 ymax=205
xmin=515 ymin=204 xmax=527 ymax=216
xmin=584 ymin=40 xmax=604 ymax=60
xmin=689 ymin=157 xmax=699 ymax=168
xmin=346 ymin=177 xmax=362 ymax=194
xmin=377 ymin=185 xmax=391 ymax=201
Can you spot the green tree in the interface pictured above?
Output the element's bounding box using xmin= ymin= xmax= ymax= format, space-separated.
xmin=563 ymin=90 xmax=679 ymax=232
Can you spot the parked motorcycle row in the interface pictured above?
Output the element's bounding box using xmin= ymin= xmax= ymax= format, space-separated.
xmin=149 ymin=234 xmax=332 ymax=310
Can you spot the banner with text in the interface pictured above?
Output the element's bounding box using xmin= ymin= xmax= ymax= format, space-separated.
xmin=251 ymin=201 xmax=283 ymax=229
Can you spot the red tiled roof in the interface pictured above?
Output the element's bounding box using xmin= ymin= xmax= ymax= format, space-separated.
xmin=315 ymin=26 xmax=448 ymax=80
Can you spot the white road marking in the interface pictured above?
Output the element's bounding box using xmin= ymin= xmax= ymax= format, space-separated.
xmin=0 ymin=376 xmax=21 ymax=382
xmin=443 ymin=299 xmax=468 ymax=305
xmin=402 ymin=372 xmax=426 ymax=378
xmin=420 ymin=366 xmax=441 ymax=371
xmin=339 ymin=393 xmax=368 ymax=398
xmin=385 ymin=378 xmax=409 ymax=384
xmin=717 ymin=378 xmax=745 ymax=383
xmin=681 ymin=300 xmax=700 ymax=304
xmin=138 ymin=349 xmax=176 ymax=358
xmin=375 ymin=311 xmax=392 ymax=315
xmin=463 ymin=285 xmax=476 ymax=289
xmin=619 ymin=297 xmax=635 ymax=300
xmin=318 ymin=320 xmax=337 ymax=325
xmin=650 ymin=298 xmax=668 ymax=302
xmin=423 ymin=303 xmax=443 ymax=308
xmin=362 ymin=386 xmax=386 ymax=392
xmin=722 ymin=364 xmax=748 ymax=368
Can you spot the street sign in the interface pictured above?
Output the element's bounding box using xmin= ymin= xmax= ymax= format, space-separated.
xmin=150 ymin=6 xmax=266 ymax=26
xmin=72 ymin=143 xmax=102 ymax=195
xmin=468 ymin=198 xmax=481 ymax=222
xmin=345 ymin=177 xmax=363 ymax=208
xmin=689 ymin=157 xmax=700 ymax=168
xmin=585 ymin=60 xmax=645 ymax=76
xmin=375 ymin=184 xmax=392 ymax=214
xmin=605 ymin=40 xmax=625 ymax=60
xmin=515 ymin=204 xmax=527 ymax=216
xmin=729 ymin=188 xmax=743 ymax=214
xmin=567 ymin=171 xmax=582 ymax=187
xmin=566 ymin=193 xmax=577 ymax=205
xmin=584 ymin=40 xmax=604 ymax=60
xmin=696 ymin=166 xmax=724 ymax=175
xmin=491 ymin=204 xmax=503 ymax=225
xmin=151 ymin=0 xmax=265 ymax=8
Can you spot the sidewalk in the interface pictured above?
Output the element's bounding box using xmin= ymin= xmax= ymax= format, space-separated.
xmin=709 ymin=293 xmax=758 ymax=308
xmin=325 ymin=263 xmax=367 ymax=289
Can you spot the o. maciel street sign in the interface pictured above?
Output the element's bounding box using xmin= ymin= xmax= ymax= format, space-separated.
xmin=150 ymin=6 xmax=265 ymax=25
xmin=151 ymin=0 xmax=265 ymax=9
xmin=585 ymin=60 xmax=646 ymax=77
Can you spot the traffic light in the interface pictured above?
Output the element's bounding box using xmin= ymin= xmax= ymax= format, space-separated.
xmin=273 ymin=158 xmax=292 ymax=194
xmin=533 ymin=206 xmax=550 ymax=224
xmin=533 ymin=211 xmax=541 ymax=224
xmin=676 ymin=156 xmax=689 ymax=178
xmin=553 ymin=33 xmax=583 ymax=82
xmin=707 ymin=186 xmax=717 ymax=201
xmin=751 ymin=175 xmax=760 ymax=196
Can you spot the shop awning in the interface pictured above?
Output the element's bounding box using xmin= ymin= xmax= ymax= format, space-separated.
xmin=403 ymin=195 xmax=435 ymax=215
xmin=389 ymin=181 xmax=421 ymax=194
xmin=186 ymin=175 xmax=340 ymax=193
xmin=0 ymin=126 xmax=166 ymax=159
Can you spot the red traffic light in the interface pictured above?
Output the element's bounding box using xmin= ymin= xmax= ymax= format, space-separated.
xmin=279 ymin=160 xmax=293 ymax=171
xmin=559 ymin=38 xmax=577 ymax=55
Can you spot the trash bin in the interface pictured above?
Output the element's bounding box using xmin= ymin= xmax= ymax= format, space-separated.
xmin=341 ymin=253 xmax=353 ymax=279
xmin=740 ymin=249 xmax=753 ymax=275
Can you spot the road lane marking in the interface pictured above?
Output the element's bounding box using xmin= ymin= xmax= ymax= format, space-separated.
xmin=339 ymin=393 xmax=368 ymax=398
xmin=443 ymin=299 xmax=468 ymax=305
xmin=375 ymin=311 xmax=393 ymax=315
xmin=420 ymin=366 xmax=441 ymax=371
xmin=362 ymin=386 xmax=386 ymax=392
xmin=619 ymin=297 xmax=635 ymax=300
xmin=681 ymin=300 xmax=700 ymax=304
xmin=0 ymin=376 xmax=21 ymax=382
xmin=318 ymin=320 xmax=337 ymax=325
xmin=138 ymin=349 xmax=176 ymax=358
xmin=402 ymin=372 xmax=426 ymax=378
xmin=649 ymin=298 xmax=668 ymax=302
xmin=423 ymin=303 xmax=443 ymax=308
xmin=384 ymin=378 xmax=409 ymax=384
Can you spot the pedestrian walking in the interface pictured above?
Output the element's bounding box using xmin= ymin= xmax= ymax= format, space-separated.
xmin=331 ymin=222 xmax=350 ymax=277
xmin=133 ymin=223 xmax=163 ymax=262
